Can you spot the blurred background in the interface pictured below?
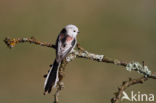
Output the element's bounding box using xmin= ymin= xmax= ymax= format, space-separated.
xmin=0 ymin=0 xmax=156 ymax=103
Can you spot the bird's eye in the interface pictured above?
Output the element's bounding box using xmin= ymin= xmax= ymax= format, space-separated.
xmin=73 ymin=30 xmax=76 ymax=32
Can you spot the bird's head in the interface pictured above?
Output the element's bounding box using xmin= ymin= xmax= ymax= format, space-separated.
xmin=63 ymin=24 xmax=79 ymax=38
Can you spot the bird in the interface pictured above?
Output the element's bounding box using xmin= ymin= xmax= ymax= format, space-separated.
xmin=44 ymin=24 xmax=79 ymax=95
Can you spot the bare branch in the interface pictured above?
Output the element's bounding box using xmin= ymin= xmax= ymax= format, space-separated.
xmin=111 ymin=76 xmax=148 ymax=103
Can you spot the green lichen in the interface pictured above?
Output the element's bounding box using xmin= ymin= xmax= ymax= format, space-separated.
xmin=126 ymin=62 xmax=151 ymax=77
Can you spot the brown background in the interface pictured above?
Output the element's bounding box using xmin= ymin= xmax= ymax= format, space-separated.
xmin=0 ymin=0 xmax=156 ymax=103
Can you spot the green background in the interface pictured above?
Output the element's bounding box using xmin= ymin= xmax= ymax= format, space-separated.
xmin=0 ymin=0 xmax=156 ymax=103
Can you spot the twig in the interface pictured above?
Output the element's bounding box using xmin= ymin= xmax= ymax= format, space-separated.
xmin=111 ymin=76 xmax=148 ymax=103
xmin=4 ymin=37 xmax=56 ymax=49
xmin=54 ymin=82 xmax=64 ymax=103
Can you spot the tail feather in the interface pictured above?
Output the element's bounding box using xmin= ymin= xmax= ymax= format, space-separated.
xmin=44 ymin=60 xmax=60 ymax=94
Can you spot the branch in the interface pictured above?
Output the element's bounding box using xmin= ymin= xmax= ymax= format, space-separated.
xmin=4 ymin=37 xmax=156 ymax=78
xmin=53 ymin=59 xmax=69 ymax=103
xmin=111 ymin=76 xmax=148 ymax=103
xmin=54 ymin=82 xmax=64 ymax=103
xmin=4 ymin=37 xmax=156 ymax=103
xmin=4 ymin=37 xmax=56 ymax=49
xmin=69 ymin=46 xmax=156 ymax=79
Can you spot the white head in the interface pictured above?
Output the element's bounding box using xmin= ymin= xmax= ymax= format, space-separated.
xmin=64 ymin=24 xmax=79 ymax=38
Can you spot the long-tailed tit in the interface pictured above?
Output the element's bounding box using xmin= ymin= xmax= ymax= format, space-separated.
xmin=44 ymin=24 xmax=79 ymax=94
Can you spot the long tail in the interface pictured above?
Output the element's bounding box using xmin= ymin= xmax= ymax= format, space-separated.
xmin=44 ymin=59 xmax=60 ymax=95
